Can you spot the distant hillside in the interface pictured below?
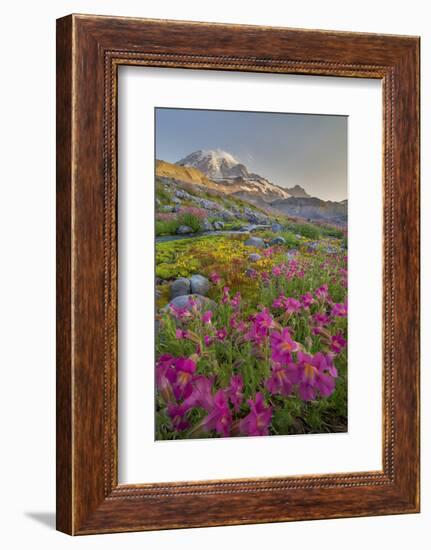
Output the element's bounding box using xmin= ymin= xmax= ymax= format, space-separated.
xmin=286 ymin=184 xmax=310 ymax=198
xmin=156 ymin=151 xmax=346 ymax=225
xmin=156 ymin=159 xmax=217 ymax=188
xmin=270 ymin=196 xmax=347 ymax=226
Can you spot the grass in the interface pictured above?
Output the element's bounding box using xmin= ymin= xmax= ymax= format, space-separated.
xmin=155 ymin=180 xmax=173 ymax=204
xmin=286 ymin=221 xmax=322 ymax=240
xmin=155 ymin=212 xmax=202 ymax=236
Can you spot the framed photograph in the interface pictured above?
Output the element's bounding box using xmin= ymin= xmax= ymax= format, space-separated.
xmin=56 ymin=14 xmax=420 ymax=534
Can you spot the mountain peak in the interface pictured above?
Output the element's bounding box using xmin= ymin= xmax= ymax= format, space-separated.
xmin=177 ymin=149 xmax=242 ymax=179
xmin=286 ymin=184 xmax=310 ymax=198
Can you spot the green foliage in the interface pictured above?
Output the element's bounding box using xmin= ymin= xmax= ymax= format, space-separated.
xmin=319 ymin=224 xmax=344 ymax=239
xmin=288 ymin=222 xmax=321 ymax=240
xmin=155 ymin=219 xmax=180 ymax=236
xmin=155 ymin=213 xmax=202 ymax=236
xmin=279 ymin=231 xmax=301 ymax=248
xmin=155 ymin=180 xmax=172 ymax=203
xmin=179 ymin=212 xmax=202 ymax=233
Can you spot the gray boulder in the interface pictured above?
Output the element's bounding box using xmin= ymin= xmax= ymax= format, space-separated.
xmin=248 ymin=253 xmax=262 ymax=262
xmin=245 ymin=268 xmax=257 ymax=278
xmin=160 ymin=204 xmax=175 ymax=213
xmin=170 ymin=277 xmax=191 ymax=299
xmin=176 ymin=225 xmax=194 ymax=235
xmin=213 ymin=221 xmax=225 ymax=230
xmin=244 ymin=236 xmax=265 ymax=249
xmin=220 ymin=209 xmax=235 ymax=221
xmin=286 ymin=249 xmax=298 ymax=259
xmin=190 ymin=274 xmax=210 ymax=296
xmin=201 ymin=219 xmax=214 ymax=231
xmin=271 ymin=223 xmax=284 ymax=232
xmin=163 ymin=294 xmax=216 ymax=314
xmin=270 ymin=236 xmax=286 ymax=246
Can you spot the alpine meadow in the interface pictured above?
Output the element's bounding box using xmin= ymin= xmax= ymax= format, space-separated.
xmin=154 ymin=108 xmax=348 ymax=440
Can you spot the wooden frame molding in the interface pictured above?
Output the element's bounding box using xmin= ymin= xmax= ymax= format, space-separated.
xmin=56 ymin=14 xmax=420 ymax=534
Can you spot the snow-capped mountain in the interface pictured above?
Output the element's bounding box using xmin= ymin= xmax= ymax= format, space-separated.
xmin=177 ymin=149 xmax=244 ymax=180
xmin=176 ymin=149 xmax=291 ymax=202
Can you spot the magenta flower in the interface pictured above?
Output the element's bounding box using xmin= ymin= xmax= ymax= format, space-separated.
xmin=315 ymin=284 xmax=329 ymax=301
xmin=312 ymin=312 xmax=331 ymax=334
xmin=270 ymin=328 xmax=299 ymax=364
xmin=260 ymin=271 xmax=270 ymax=284
xmin=266 ymin=362 xmax=298 ymax=397
xmin=169 ymin=303 xmax=192 ymax=320
xmin=244 ymin=308 xmax=275 ymax=343
xmin=202 ymin=310 xmax=212 ymax=324
xmin=155 ymin=354 xmax=176 ymax=402
xmin=216 ymin=328 xmax=227 ymax=341
xmin=255 ymin=308 xmax=275 ymax=333
xmin=230 ymin=313 xmax=246 ymax=333
xmin=285 ymin=297 xmax=301 ymax=313
xmin=204 ymin=335 xmax=214 ymax=347
xmin=172 ymin=357 xmax=196 ymax=400
xmin=175 ymin=328 xmax=189 ymax=339
xmin=272 ymin=293 xmax=288 ymax=309
xmin=301 ymin=292 xmax=314 ymax=309
xmin=231 ymin=291 xmax=241 ymax=309
xmin=331 ymin=301 xmax=348 ymax=317
xmin=167 ymin=402 xmax=190 ymax=431
xmin=184 ymin=375 xmax=215 ymax=412
xmin=296 ymin=351 xmax=338 ymax=401
xmin=239 ymin=393 xmax=272 ymax=436
xmin=313 ymin=312 xmax=330 ymax=325
xmin=226 ymin=374 xmax=244 ymax=411
xmin=272 ymin=264 xmax=284 ymax=277
xmin=201 ymin=390 xmax=232 ymax=437
xmin=330 ymin=332 xmax=347 ymax=353
xmin=209 ymin=272 xmax=221 ymax=284
xmin=221 ymin=286 xmax=230 ymax=304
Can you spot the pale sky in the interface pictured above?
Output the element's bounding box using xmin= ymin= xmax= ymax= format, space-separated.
xmin=155 ymin=107 xmax=347 ymax=202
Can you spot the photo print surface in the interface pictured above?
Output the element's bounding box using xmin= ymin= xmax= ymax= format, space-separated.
xmin=154 ymin=107 xmax=348 ymax=441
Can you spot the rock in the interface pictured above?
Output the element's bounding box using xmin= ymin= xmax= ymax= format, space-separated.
xmin=160 ymin=205 xmax=175 ymax=213
xmin=190 ymin=274 xmax=210 ymax=296
xmin=270 ymin=236 xmax=286 ymax=246
xmin=286 ymin=248 xmax=298 ymax=259
xmin=245 ymin=268 xmax=257 ymax=277
xmin=306 ymin=242 xmax=319 ymax=253
xmin=325 ymin=246 xmax=338 ymax=254
xmin=220 ymin=209 xmax=235 ymax=221
xmin=248 ymin=253 xmax=262 ymax=262
xmin=201 ymin=219 xmax=214 ymax=231
xmin=176 ymin=225 xmax=194 ymax=235
xmin=213 ymin=221 xmax=225 ymax=230
xmin=271 ymin=223 xmax=284 ymax=232
xmin=163 ymin=294 xmax=216 ymax=314
xmin=172 ymin=197 xmax=181 ymax=205
xmin=170 ymin=277 xmax=191 ymax=299
xmin=175 ymin=189 xmax=189 ymax=200
xmin=244 ymin=236 xmax=265 ymax=249
xmin=196 ymin=198 xmax=219 ymax=210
